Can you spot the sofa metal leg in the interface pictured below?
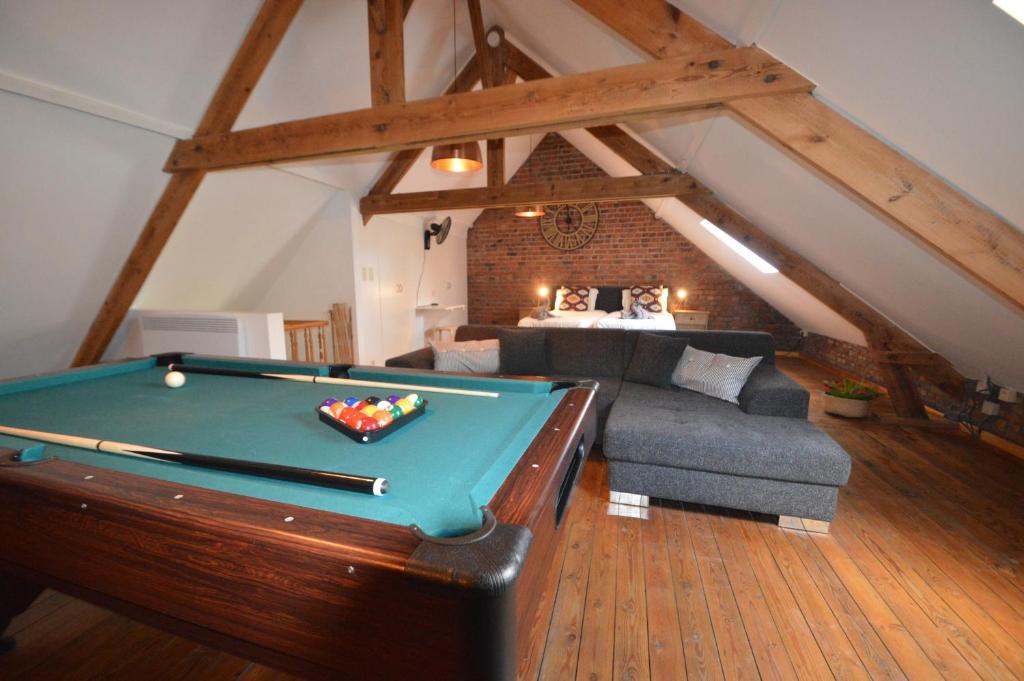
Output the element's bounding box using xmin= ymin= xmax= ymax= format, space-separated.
xmin=778 ymin=515 xmax=831 ymax=534
xmin=609 ymin=491 xmax=649 ymax=507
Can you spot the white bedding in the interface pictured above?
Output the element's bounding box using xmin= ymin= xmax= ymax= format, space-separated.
xmin=594 ymin=311 xmax=676 ymax=330
xmin=517 ymin=310 xmax=610 ymax=328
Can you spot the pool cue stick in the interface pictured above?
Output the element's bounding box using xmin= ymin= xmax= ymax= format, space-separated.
xmin=0 ymin=425 xmax=389 ymax=496
xmin=166 ymin=364 xmax=500 ymax=398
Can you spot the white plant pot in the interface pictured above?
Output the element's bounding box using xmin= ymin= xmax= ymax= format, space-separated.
xmin=823 ymin=393 xmax=872 ymax=418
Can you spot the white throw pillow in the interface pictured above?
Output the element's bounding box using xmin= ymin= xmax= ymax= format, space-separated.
xmin=671 ymin=346 xmax=762 ymax=404
xmin=431 ymin=339 xmax=500 ymax=373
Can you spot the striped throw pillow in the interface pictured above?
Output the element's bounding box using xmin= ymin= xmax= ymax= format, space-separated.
xmin=431 ymin=339 xmax=500 ymax=373
xmin=671 ymin=346 xmax=762 ymax=404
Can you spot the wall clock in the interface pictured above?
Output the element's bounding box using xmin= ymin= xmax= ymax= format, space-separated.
xmin=539 ymin=203 xmax=600 ymax=251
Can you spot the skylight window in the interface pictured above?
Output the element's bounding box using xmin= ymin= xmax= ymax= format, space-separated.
xmin=995 ymin=0 xmax=1024 ymax=25
xmin=700 ymin=219 xmax=779 ymax=274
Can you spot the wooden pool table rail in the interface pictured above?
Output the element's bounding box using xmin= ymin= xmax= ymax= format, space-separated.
xmin=0 ymin=376 xmax=596 ymax=680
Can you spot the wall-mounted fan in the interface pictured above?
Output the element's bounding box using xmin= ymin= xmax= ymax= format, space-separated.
xmin=424 ymin=216 xmax=452 ymax=250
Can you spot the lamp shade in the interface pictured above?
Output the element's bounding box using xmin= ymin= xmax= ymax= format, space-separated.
xmin=430 ymin=141 xmax=483 ymax=173
xmin=514 ymin=204 xmax=546 ymax=217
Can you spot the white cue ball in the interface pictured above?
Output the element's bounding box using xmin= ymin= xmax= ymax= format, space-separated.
xmin=165 ymin=371 xmax=186 ymax=389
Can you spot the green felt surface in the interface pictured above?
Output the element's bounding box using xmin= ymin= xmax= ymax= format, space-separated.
xmin=0 ymin=360 xmax=561 ymax=536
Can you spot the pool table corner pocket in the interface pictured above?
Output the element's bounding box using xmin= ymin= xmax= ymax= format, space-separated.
xmin=405 ymin=507 xmax=532 ymax=681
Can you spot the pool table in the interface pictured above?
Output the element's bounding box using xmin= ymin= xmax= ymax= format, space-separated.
xmin=0 ymin=354 xmax=597 ymax=680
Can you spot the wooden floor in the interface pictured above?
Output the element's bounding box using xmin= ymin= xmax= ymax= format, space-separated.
xmin=3 ymin=358 xmax=1023 ymax=680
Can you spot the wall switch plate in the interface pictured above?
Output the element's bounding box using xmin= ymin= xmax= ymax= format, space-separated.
xmin=981 ymin=400 xmax=1001 ymax=416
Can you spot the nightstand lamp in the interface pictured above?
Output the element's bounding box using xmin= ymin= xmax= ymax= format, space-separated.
xmin=538 ymin=286 xmax=550 ymax=309
xmin=671 ymin=289 xmax=710 ymax=330
xmin=673 ymin=288 xmax=688 ymax=311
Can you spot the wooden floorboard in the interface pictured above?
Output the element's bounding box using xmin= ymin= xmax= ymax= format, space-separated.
xmin=4 ymin=357 xmax=1024 ymax=680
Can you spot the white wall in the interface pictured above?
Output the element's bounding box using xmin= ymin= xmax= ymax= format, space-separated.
xmin=135 ymin=168 xmax=337 ymax=311
xmin=0 ymin=90 xmax=171 ymax=378
xmin=351 ymin=209 xmax=469 ymax=366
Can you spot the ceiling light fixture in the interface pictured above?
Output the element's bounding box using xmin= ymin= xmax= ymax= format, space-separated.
xmin=699 ymin=219 xmax=779 ymax=274
xmin=430 ymin=0 xmax=482 ymax=173
xmin=514 ymin=133 xmax=545 ymax=217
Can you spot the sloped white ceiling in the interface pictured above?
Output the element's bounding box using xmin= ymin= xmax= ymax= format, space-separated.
xmin=1 ymin=0 xmax=1022 ymax=386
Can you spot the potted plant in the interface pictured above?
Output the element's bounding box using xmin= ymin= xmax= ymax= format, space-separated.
xmin=822 ymin=378 xmax=881 ymax=418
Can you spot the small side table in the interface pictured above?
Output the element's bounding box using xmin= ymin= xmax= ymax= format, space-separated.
xmin=673 ymin=310 xmax=710 ymax=330
xmin=430 ymin=325 xmax=459 ymax=344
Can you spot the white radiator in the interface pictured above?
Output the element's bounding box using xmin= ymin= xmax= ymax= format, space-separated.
xmin=117 ymin=310 xmax=287 ymax=359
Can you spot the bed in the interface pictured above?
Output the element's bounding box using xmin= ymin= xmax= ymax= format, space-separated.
xmin=517 ymin=310 xmax=610 ymax=328
xmin=594 ymin=310 xmax=676 ymax=330
xmin=518 ymin=286 xmax=677 ymax=330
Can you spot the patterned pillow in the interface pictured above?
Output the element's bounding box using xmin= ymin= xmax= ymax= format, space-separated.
xmin=629 ymin=285 xmax=664 ymax=313
xmin=558 ymin=286 xmax=591 ymax=311
xmin=431 ymin=339 xmax=500 ymax=373
xmin=672 ymin=346 xmax=763 ymax=404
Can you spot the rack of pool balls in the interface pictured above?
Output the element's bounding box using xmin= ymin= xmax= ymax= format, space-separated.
xmin=316 ymin=394 xmax=427 ymax=443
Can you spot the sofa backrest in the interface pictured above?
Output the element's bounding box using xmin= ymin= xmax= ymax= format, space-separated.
xmin=453 ymin=325 xmax=776 ymax=378
xmin=622 ymin=330 xmax=776 ymax=367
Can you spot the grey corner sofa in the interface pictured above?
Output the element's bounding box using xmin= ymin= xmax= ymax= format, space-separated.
xmin=387 ymin=325 xmax=851 ymax=530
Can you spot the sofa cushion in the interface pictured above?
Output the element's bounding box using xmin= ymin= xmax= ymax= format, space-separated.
xmin=624 ymin=333 xmax=688 ymax=388
xmin=672 ymin=346 xmax=763 ymax=405
xmin=738 ymin=364 xmax=809 ymax=418
xmin=431 ymin=339 xmax=500 ymax=373
xmin=498 ymin=328 xmax=547 ymax=375
xmin=604 ymin=382 xmax=851 ymax=486
xmin=546 ymin=328 xmax=627 ymax=378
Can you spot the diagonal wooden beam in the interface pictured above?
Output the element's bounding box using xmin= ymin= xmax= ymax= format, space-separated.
xmin=572 ymin=0 xmax=1024 ymax=316
xmin=465 ymin=0 xmax=493 ymax=88
xmin=504 ymin=41 xmax=965 ymax=413
xmin=359 ymin=172 xmax=705 ymax=215
xmin=728 ymin=94 xmax=1024 ymax=316
xmin=571 ymin=0 xmax=731 ymax=57
xmin=165 ymin=47 xmax=813 ymax=172
xmin=71 ymin=0 xmax=304 ymax=367
xmin=367 ymin=0 xmax=406 ymax=105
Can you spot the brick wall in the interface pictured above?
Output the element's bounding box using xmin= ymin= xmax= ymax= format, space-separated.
xmin=466 ymin=134 xmax=803 ymax=350
xmin=801 ymin=332 xmax=1024 ymax=447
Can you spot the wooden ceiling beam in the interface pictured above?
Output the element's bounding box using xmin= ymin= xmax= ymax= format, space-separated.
xmin=359 ymin=172 xmax=704 ymax=215
xmin=465 ymin=0 xmax=493 ymax=88
xmin=165 ymin=46 xmax=812 ymax=172
xmin=572 ymin=0 xmax=1024 ymax=316
xmin=464 ymin=9 xmax=504 ymax=188
xmin=729 ymin=94 xmax=1024 ymax=316
xmin=503 ymin=41 xmax=966 ymax=412
xmin=362 ymin=54 xmax=481 ymax=221
xmin=72 ymin=0 xmax=304 ymax=367
xmin=367 ymin=0 xmax=406 ymax=106
xmin=570 ymin=0 xmax=731 ymax=57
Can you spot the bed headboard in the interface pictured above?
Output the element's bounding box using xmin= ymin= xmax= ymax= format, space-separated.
xmin=594 ymin=286 xmax=626 ymax=312
xmin=553 ymin=285 xmax=655 ymax=312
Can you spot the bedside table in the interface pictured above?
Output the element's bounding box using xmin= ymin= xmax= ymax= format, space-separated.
xmin=673 ymin=310 xmax=709 ymax=330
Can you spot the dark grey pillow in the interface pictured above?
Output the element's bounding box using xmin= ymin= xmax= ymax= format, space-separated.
xmin=498 ymin=328 xmax=548 ymax=375
xmin=624 ymin=333 xmax=688 ymax=388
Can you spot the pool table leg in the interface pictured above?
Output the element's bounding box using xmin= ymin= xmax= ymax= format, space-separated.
xmin=0 ymin=572 xmax=43 ymax=653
